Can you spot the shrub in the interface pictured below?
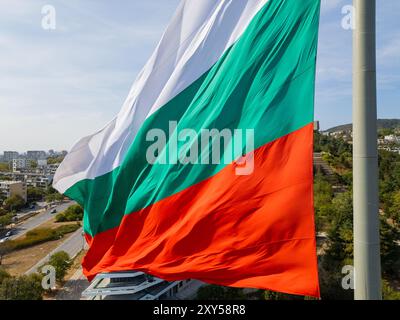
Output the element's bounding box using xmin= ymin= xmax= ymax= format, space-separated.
xmin=0 ymin=274 xmax=44 ymax=300
xmin=3 ymin=195 xmax=25 ymax=211
xmin=6 ymin=224 xmax=80 ymax=251
xmin=0 ymin=213 xmax=13 ymax=228
xmin=48 ymin=251 xmax=72 ymax=282
xmin=382 ymin=280 xmax=400 ymax=300
xmin=10 ymin=228 xmax=61 ymax=250
xmin=55 ymin=223 xmax=80 ymax=235
xmin=55 ymin=204 xmax=83 ymax=223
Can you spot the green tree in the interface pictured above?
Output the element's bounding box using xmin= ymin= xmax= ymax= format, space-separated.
xmin=3 ymin=195 xmax=25 ymax=211
xmin=45 ymin=192 xmax=64 ymax=203
xmin=314 ymin=174 xmax=334 ymax=230
xmin=378 ymin=128 xmax=394 ymax=138
xmin=55 ymin=204 xmax=83 ymax=222
xmin=382 ymin=280 xmax=400 ymax=300
xmin=387 ymin=191 xmax=400 ymax=223
xmin=29 ymin=160 xmax=38 ymax=169
xmin=0 ymin=213 xmax=13 ymax=229
xmin=48 ymin=251 xmax=72 ymax=282
xmin=380 ymin=219 xmax=400 ymax=276
xmin=0 ymin=163 xmax=10 ymax=172
xmin=0 ymin=274 xmax=44 ymax=300
xmin=47 ymin=156 xmax=64 ymax=165
xmin=27 ymin=187 xmax=45 ymax=203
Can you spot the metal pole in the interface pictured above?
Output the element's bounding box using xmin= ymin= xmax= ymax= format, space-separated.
xmin=353 ymin=0 xmax=381 ymax=300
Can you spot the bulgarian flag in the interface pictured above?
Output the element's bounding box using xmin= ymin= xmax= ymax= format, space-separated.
xmin=54 ymin=0 xmax=321 ymax=297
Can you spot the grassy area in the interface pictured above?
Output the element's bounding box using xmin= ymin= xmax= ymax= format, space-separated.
xmin=4 ymin=223 xmax=80 ymax=251
xmin=0 ymin=218 xmax=81 ymax=276
xmin=1 ymin=234 xmax=75 ymax=276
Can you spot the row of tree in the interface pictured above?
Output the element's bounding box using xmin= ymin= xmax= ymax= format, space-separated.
xmin=314 ymin=131 xmax=400 ymax=299
xmin=0 ymin=251 xmax=72 ymax=300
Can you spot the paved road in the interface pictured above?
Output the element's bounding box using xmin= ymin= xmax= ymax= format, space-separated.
xmin=56 ymin=267 xmax=89 ymax=300
xmin=8 ymin=201 xmax=75 ymax=240
xmin=25 ymin=226 xmax=86 ymax=275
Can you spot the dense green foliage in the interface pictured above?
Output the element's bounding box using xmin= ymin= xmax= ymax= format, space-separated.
xmin=3 ymin=195 xmax=25 ymax=211
xmin=314 ymin=131 xmax=400 ymax=299
xmin=0 ymin=224 xmax=80 ymax=251
xmin=0 ymin=163 xmax=9 ymax=172
xmin=0 ymin=273 xmax=44 ymax=300
xmin=325 ymin=119 xmax=400 ymax=133
xmin=45 ymin=193 xmax=64 ymax=203
xmin=55 ymin=204 xmax=83 ymax=222
xmin=46 ymin=156 xmax=64 ymax=164
xmin=27 ymin=187 xmax=45 ymax=202
xmin=48 ymin=251 xmax=72 ymax=282
xmin=0 ymin=213 xmax=14 ymax=229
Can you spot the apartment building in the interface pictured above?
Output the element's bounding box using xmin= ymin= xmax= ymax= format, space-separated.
xmin=3 ymin=151 xmax=19 ymax=162
xmin=12 ymin=158 xmax=30 ymax=172
xmin=0 ymin=181 xmax=27 ymax=202
xmin=26 ymin=150 xmax=46 ymax=160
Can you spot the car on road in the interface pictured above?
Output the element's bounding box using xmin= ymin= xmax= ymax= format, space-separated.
xmin=0 ymin=236 xmax=9 ymax=243
xmin=5 ymin=230 xmax=13 ymax=237
xmin=50 ymin=209 xmax=57 ymax=214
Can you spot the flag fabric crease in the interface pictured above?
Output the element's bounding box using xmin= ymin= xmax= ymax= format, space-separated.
xmin=53 ymin=0 xmax=321 ymax=297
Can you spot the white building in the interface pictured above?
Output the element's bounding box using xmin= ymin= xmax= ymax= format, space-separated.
xmin=12 ymin=158 xmax=29 ymax=172
xmin=46 ymin=163 xmax=59 ymax=175
xmin=37 ymin=159 xmax=48 ymax=167
xmin=384 ymin=135 xmax=400 ymax=143
xmin=24 ymin=174 xmax=52 ymax=188
xmin=82 ymin=272 xmax=203 ymax=300
xmin=3 ymin=151 xmax=19 ymax=162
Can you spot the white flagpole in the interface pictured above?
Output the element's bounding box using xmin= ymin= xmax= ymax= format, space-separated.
xmin=353 ymin=0 xmax=382 ymax=300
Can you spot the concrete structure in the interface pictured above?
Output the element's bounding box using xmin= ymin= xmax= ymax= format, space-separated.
xmin=384 ymin=135 xmax=400 ymax=143
xmin=37 ymin=159 xmax=48 ymax=167
xmin=3 ymin=151 xmax=19 ymax=162
xmin=313 ymin=121 xmax=320 ymax=132
xmin=353 ymin=0 xmax=381 ymax=299
xmin=24 ymin=174 xmax=52 ymax=188
xmin=0 ymin=172 xmax=53 ymax=189
xmin=26 ymin=150 xmax=46 ymax=160
xmin=12 ymin=158 xmax=30 ymax=172
xmin=0 ymin=180 xmax=27 ymax=202
xmin=82 ymin=272 xmax=203 ymax=300
xmin=45 ymin=163 xmax=59 ymax=175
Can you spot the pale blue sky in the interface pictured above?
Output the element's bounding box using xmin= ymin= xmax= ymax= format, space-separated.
xmin=0 ymin=0 xmax=399 ymax=151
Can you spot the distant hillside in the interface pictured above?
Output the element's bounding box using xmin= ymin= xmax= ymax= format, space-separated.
xmin=325 ymin=119 xmax=400 ymax=133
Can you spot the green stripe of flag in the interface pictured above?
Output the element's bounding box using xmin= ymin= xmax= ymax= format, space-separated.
xmin=66 ymin=0 xmax=320 ymax=236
